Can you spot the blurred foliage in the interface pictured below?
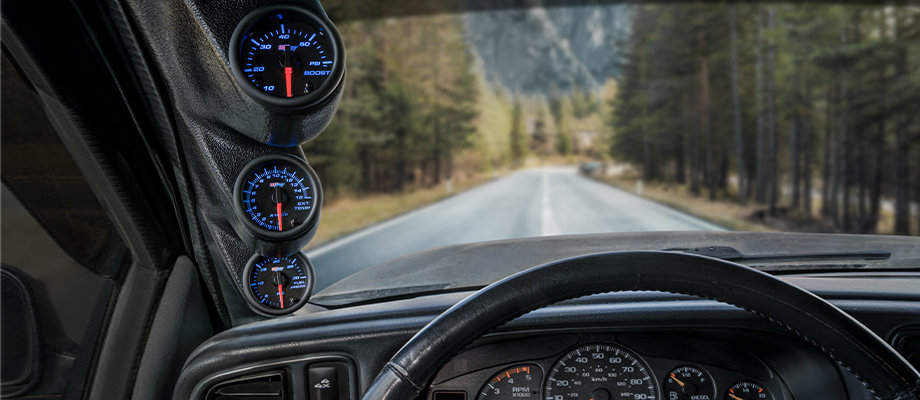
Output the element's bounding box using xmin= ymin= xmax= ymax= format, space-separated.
xmin=609 ymin=3 xmax=920 ymax=234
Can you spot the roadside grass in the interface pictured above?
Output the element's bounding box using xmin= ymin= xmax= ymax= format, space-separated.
xmin=596 ymin=172 xmax=777 ymax=232
xmin=306 ymin=174 xmax=495 ymax=249
xmin=597 ymin=172 xmax=916 ymax=235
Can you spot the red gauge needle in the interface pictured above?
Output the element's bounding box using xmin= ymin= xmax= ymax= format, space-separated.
xmin=284 ymin=67 xmax=293 ymax=98
xmin=276 ymin=202 xmax=284 ymax=232
xmin=277 ymin=283 xmax=285 ymax=309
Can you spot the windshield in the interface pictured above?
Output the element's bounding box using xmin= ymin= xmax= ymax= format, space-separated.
xmin=302 ymin=2 xmax=920 ymax=294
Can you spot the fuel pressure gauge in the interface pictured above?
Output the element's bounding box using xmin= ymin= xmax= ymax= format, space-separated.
xmin=230 ymin=5 xmax=344 ymax=109
xmin=234 ymin=153 xmax=322 ymax=240
xmin=244 ymin=252 xmax=314 ymax=315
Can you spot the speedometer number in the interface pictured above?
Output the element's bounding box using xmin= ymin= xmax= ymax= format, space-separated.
xmin=545 ymin=344 xmax=658 ymax=400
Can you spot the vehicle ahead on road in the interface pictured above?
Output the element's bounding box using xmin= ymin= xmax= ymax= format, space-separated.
xmin=2 ymin=1 xmax=919 ymax=400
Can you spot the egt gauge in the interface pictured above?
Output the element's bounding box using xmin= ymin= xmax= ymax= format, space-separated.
xmin=229 ymin=5 xmax=344 ymax=109
xmin=233 ymin=153 xmax=322 ymax=241
xmin=243 ymin=252 xmax=315 ymax=315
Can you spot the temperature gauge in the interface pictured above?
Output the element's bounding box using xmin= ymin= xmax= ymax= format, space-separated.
xmin=244 ymin=252 xmax=314 ymax=315
xmin=725 ymin=381 xmax=771 ymax=400
xmin=234 ymin=153 xmax=322 ymax=240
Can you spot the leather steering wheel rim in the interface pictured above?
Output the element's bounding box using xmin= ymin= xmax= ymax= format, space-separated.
xmin=361 ymin=251 xmax=920 ymax=400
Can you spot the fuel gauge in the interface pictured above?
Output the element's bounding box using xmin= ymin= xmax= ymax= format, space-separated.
xmin=664 ymin=365 xmax=715 ymax=400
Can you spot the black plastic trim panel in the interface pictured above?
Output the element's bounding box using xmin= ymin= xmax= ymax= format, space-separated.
xmin=189 ymin=353 xmax=356 ymax=400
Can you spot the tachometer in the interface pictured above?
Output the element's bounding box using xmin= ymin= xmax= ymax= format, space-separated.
xmin=233 ymin=154 xmax=322 ymax=240
xmin=544 ymin=344 xmax=658 ymax=400
xmin=478 ymin=364 xmax=542 ymax=400
xmin=243 ymin=252 xmax=314 ymax=315
xmin=230 ymin=5 xmax=344 ymax=108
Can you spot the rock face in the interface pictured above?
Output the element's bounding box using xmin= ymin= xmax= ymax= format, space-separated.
xmin=462 ymin=2 xmax=632 ymax=96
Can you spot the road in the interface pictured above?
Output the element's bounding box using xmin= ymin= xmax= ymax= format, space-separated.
xmin=306 ymin=167 xmax=724 ymax=290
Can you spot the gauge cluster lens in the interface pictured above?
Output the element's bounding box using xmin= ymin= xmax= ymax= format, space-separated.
xmin=544 ymin=344 xmax=658 ymax=400
xmin=235 ymin=154 xmax=320 ymax=239
xmin=230 ymin=6 xmax=343 ymax=107
xmin=244 ymin=252 xmax=314 ymax=314
xmin=664 ymin=365 xmax=715 ymax=400
xmin=478 ymin=365 xmax=542 ymax=400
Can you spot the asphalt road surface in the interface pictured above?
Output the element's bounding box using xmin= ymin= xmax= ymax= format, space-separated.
xmin=307 ymin=167 xmax=724 ymax=290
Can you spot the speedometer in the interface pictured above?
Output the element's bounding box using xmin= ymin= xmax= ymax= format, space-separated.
xmin=545 ymin=344 xmax=658 ymax=400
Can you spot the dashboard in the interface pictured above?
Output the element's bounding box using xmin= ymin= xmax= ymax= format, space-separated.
xmin=178 ymin=274 xmax=920 ymax=400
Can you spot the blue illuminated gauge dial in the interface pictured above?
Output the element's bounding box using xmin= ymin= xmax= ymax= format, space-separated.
xmin=244 ymin=253 xmax=314 ymax=315
xmin=230 ymin=6 xmax=344 ymax=108
xmin=234 ymin=154 xmax=321 ymax=240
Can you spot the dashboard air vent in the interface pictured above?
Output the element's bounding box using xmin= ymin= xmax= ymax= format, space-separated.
xmin=205 ymin=371 xmax=286 ymax=400
xmin=891 ymin=327 xmax=920 ymax=370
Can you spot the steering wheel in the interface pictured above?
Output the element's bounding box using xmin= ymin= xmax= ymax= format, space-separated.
xmin=361 ymin=251 xmax=920 ymax=400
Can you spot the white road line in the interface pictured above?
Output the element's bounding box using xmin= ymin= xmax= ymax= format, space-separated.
xmin=575 ymin=174 xmax=725 ymax=231
xmin=541 ymin=171 xmax=561 ymax=236
xmin=305 ymin=176 xmax=506 ymax=258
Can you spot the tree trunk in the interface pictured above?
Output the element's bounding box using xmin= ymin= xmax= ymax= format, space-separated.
xmin=802 ymin=70 xmax=814 ymax=218
xmin=839 ymin=25 xmax=852 ymax=231
xmin=821 ymin=88 xmax=832 ymax=217
xmin=790 ymin=63 xmax=801 ymax=210
xmin=698 ymin=10 xmax=714 ymax=201
xmin=688 ymin=91 xmax=701 ymax=196
xmin=676 ymin=113 xmax=687 ymax=184
xmin=766 ymin=7 xmax=778 ymax=215
xmin=729 ymin=5 xmax=745 ymax=204
xmin=893 ymin=11 xmax=911 ymax=235
xmin=828 ymin=86 xmax=840 ymax=222
xmin=867 ymin=111 xmax=884 ymax=233
xmin=755 ymin=7 xmax=767 ymax=204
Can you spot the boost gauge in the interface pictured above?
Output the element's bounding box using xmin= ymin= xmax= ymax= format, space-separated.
xmin=244 ymin=252 xmax=314 ymax=315
xmin=234 ymin=153 xmax=322 ymax=240
xmin=230 ymin=5 xmax=345 ymax=108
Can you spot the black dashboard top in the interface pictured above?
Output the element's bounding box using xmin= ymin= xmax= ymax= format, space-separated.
xmin=314 ymin=232 xmax=920 ymax=306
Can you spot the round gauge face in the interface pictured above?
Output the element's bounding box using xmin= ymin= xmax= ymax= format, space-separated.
xmin=234 ymin=154 xmax=321 ymax=239
xmin=230 ymin=6 xmax=343 ymax=107
xmin=544 ymin=344 xmax=658 ymax=400
xmin=478 ymin=365 xmax=542 ymax=400
xmin=244 ymin=253 xmax=314 ymax=315
xmin=664 ymin=365 xmax=715 ymax=400
xmin=724 ymin=382 xmax=771 ymax=400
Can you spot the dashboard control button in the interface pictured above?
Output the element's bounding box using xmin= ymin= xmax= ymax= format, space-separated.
xmin=308 ymin=362 xmax=349 ymax=400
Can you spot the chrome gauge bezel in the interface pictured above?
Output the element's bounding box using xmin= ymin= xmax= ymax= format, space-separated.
xmin=242 ymin=252 xmax=315 ymax=316
xmin=229 ymin=5 xmax=345 ymax=109
xmin=233 ymin=153 xmax=322 ymax=241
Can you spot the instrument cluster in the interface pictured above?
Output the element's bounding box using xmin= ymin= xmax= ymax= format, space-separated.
xmin=426 ymin=332 xmax=808 ymax=400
